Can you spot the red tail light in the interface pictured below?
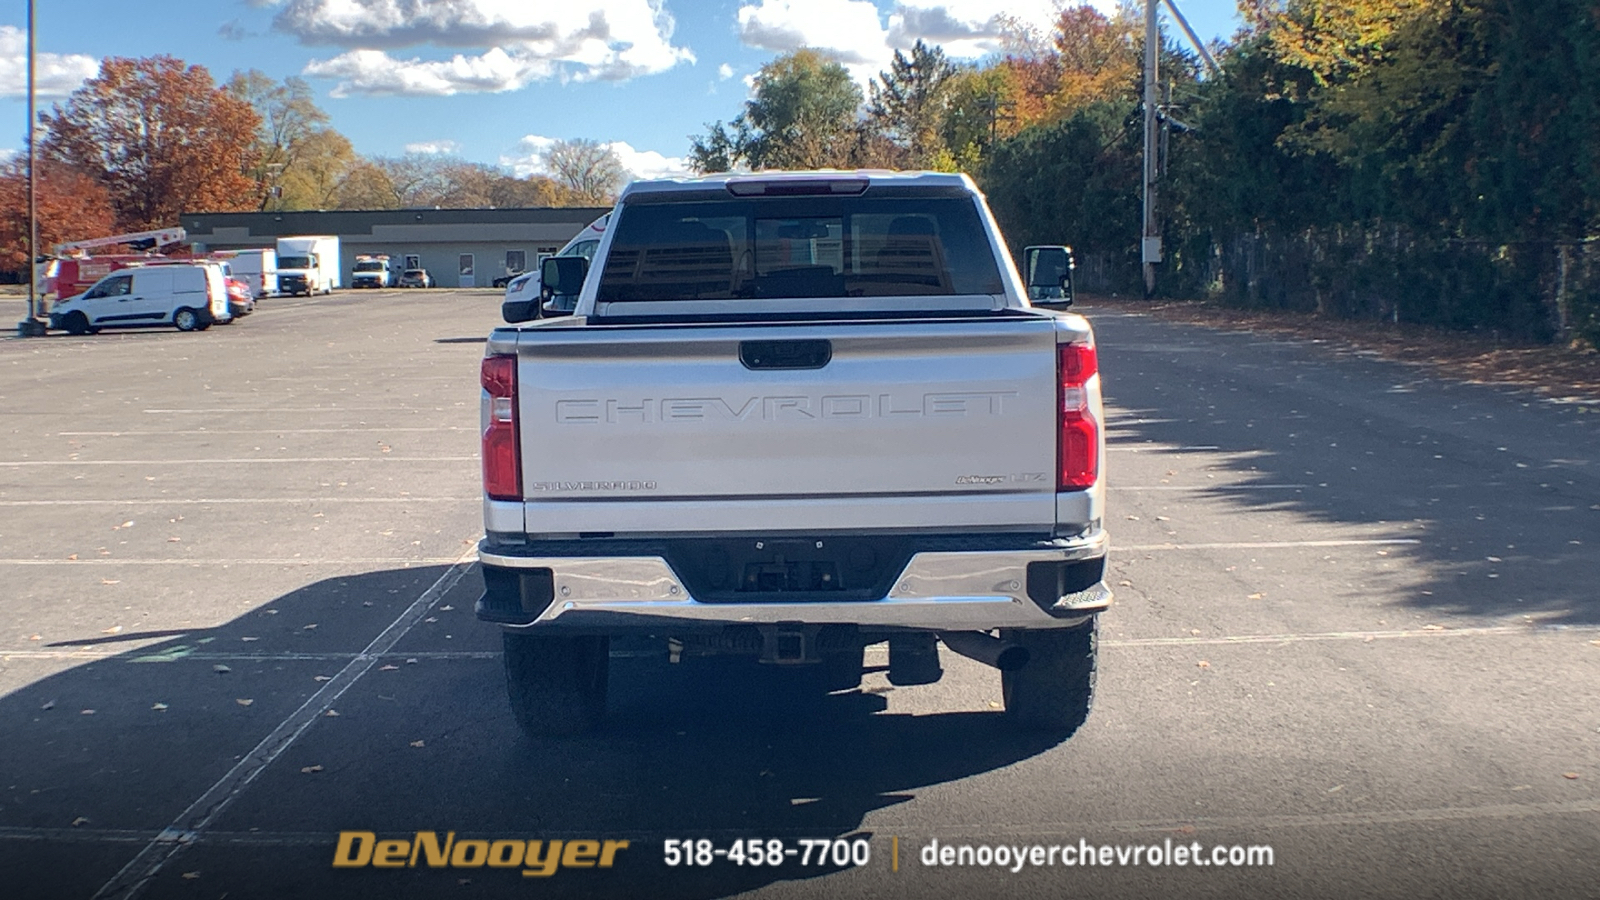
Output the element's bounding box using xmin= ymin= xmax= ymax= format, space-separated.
xmin=1057 ymin=342 xmax=1099 ymax=491
xmin=481 ymin=355 xmax=520 ymax=501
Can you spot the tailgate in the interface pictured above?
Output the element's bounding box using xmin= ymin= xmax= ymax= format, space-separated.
xmin=514 ymin=318 xmax=1061 ymax=532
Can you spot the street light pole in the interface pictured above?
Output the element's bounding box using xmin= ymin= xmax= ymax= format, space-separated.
xmin=18 ymin=0 xmax=46 ymax=337
xmin=1140 ymin=0 xmax=1161 ymax=297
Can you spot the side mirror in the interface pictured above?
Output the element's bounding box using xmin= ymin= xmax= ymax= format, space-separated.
xmin=540 ymin=257 xmax=588 ymax=300
xmin=1023 ymin=244 xmax=1076 ymax=309
xmin=501 ymin=298 xmax=539 ymax=323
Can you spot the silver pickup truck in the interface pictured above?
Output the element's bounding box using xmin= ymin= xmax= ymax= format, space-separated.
xmin=477 ymin=171 xmax=1110 ymax=736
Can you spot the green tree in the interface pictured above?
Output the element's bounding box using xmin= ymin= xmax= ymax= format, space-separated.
xmin=867 ymin=40 xmax=959 ymax=169
xmin=689 ymin=49 xmax=864 ymax=171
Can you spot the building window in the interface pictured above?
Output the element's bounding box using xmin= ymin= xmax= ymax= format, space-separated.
xmin=505 ymin=250 xmax=526 ymax=274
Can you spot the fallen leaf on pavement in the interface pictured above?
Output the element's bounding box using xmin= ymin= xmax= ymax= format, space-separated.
xmin=241 ymin=636 xmax=258 ymax=642
xmin=29 ymin=634 xmax=41 ymax=641
xmin=167 ymin=537 xmax=180 ymax=543
xmin=1197 ymin=660 xmax=1211 ymax=669
xmin=379 ymin=664 xmax=399 ymax=671
xmin=213 ymin=665 xmax=231 ymax=674
xmin=301 ymin=765 xmax=324 ymax=774
xmin=325 ymin=709 xmax=339 ymax=717
xmin=410 ymin=740 xmax=425 ymax=748
xmin=151 ymin=703 xmax=168 ymax=711
xmin=406 ymin=658 xmax=419 ymax=665
xmin=101 ymin=625 xmax=122 ymax=635
xmin=80 ymin=709 xmax=95 ymax=715
xmin=302 ymin=624 xmax=317 ymax=630
xmin=72 ymin=817 xmax=89 ymax=827
xmin=40 ymin=700 xmax=54 ymax=710
xmin=181 ymin=872 xmax=199 ymax=880
xmin=236 ymin=699 xmax=253 ymax=707
xmin=313 ymin=675 xmax=331 ymax=682
xmin=1248 ymin=593 xmax=1264 ymax=599
xmin=100 ymin=579 xmax=120 ymax=586
xmin=1422 ymin=624 xmax=1445 ymax=631
xmin=438 ymin=605 xmax=454 ymax=612
xmin=66 ymin=554 xmax=77 ymax=560
xmin=1564 ymin=772 xmax=1581 ymax=780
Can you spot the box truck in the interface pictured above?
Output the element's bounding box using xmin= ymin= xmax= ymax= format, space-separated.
xmin=276 ymin=236 xmax=340 ymax=296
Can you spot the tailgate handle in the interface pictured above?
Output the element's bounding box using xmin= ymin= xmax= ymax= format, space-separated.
xmin=739 ymin=339 xmax=832 ymax=370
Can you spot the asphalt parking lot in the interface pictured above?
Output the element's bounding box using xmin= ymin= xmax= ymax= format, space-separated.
xmin=2 ymin=291 xmax=1599 ymax=900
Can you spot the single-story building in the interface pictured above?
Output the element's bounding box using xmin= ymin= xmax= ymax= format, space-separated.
xmin=181 ymin=206 xmax=612 ymax=289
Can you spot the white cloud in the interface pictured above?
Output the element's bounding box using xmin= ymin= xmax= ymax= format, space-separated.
xmin=405 ymin=139 xmax=463 ymax=155
xmin=717 ymin=63 xmax=734 ymax=80
xmin=303 ymin=47 xmax=555 ymax=97
xmin=737 ymin=0 xmax=889 ymax=82
xmin=283 ymin=0 xmax=694 ymax=95
xmin=608 ymin=140 xmax=690 ymax=180
xmin=501 ymin=133 xmax=689 ymax=181
xmin=0 ymin=27 xmax=99 ymax=99
xmin=734 ymin=0 xmax=1124 ymax=86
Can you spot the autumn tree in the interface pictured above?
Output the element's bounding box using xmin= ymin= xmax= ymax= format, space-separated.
xmin=226 ymin=70 xmax=333 ymax=210
xmin=40 ymin=56 xmax=261 ymax=229
xmin=0 ymin=159 xmax=116 ymax=272
xmin=276 ymin=129 xmax=356 ymax=210
xmin=543 ymin=139 xmax=627 ymax=204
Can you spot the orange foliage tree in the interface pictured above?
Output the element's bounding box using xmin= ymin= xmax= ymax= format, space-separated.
xmin=40 ymin=56 xmax=262 ymax=231
xmin=0 ymin=159 xmax=116 ymax=273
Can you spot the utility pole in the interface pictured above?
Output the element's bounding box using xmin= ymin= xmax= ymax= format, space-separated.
xmin=1141 ymin=0 xmax=1161 ymax=297
xmin=18 ymin=0 xmax=46 ymax=337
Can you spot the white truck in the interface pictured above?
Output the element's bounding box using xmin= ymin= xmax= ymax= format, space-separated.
xmin=275 ymin=236 xmax=340 ymax=296
xmin=351 ymin=254 xmax=394 ymax=289
xmin=477 ymin=171 xmax=1110 ymax=737
xmin=211 ymin=248 xmax=278 ymax=298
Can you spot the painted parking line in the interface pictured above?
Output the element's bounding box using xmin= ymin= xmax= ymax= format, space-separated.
xmin=1119 ymin=538 xmax=1420 ymax=552
xmin=0 ymin=557 xmax=466 ymax=566
xmin=58 ymin=428 xmax=473 ymax=436
xmin=0 ymin=498 xmax=475 ymax=506
xmin=11 ymin=623 xmax=1592 ymax=664
xmin=0 ymin=457 xmax=475 ymax=466
xmin=1113 ymin=484 xmax=1309 ymax=491
xmin=91 ymin=548 xmax=478 ymax=900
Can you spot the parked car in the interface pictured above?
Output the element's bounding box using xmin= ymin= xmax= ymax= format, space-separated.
xmin=492 ymin=273 xmax=521 ymax=288
xmin=398 ymin=268 xmax=434 ymax=288
xmin=49 ymin=262 xmax=232 ymax=334
xmin=224 ymin=277 xmax=255 ymax=318
xmin=501 ymin=270 xmax=540 ymax=316
xmin=500 ymin=212 xmax=611 ymax=322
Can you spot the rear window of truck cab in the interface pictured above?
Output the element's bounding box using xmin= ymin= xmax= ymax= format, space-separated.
xmin=595 ymin=196 xmax=1004 ymax=303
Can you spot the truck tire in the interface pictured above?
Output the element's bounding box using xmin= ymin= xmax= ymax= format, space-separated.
xmin=63 ymin=312 xmax=92 ymax=336
xmin=503 ymin=632 xmax=609 ymax=737
xmin=173 ymin=308 xmax=201 ymax=332
xmin=1000 ymin=619 xmax=1097 ymax=735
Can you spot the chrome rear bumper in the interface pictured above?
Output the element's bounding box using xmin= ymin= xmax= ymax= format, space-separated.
xmin=478 ymin=530 xmax=1110 ymax=631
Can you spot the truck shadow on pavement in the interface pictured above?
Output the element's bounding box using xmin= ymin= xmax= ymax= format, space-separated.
xmin=2 ymin=564 xmax=1063 ymax=900
xmin=1089 ymin=304 xmax=1600 ymax=625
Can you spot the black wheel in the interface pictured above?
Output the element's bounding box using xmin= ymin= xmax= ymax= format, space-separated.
xmin=503 ymin=632 xmax=609 ymax=737
xmin=63 ymin=311 xmax=92 ymax=336
xmin=1000 ymin=619 xmax=1098 ymax=735
xmin=173 ymin=307 xmax=201 ymax=332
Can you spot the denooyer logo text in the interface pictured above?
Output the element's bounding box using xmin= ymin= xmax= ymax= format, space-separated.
xmin=332 ymin=831 xmax=629 ymax=877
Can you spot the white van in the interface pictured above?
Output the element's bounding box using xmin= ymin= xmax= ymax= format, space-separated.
xmin=49 ymin=262 xmax=232 ymax=335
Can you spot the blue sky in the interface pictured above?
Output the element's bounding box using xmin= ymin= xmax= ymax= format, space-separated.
xmin=0 ymin=0 xmax=1243 ymax=179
